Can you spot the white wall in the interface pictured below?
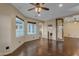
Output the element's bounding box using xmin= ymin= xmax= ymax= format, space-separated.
xmin=0 ymin=4 xmax=43 ymax=55
xmin=64 ymin=22 xmax=79 ymax=38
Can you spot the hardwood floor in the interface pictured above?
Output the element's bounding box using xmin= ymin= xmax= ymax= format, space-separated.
xmin=64 ymin=37 xmax=79 ymax=56
xmin=6 ymin=38 xmax=79 ymax=56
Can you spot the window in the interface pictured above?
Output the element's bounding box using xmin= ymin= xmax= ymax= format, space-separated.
xmin=16 ymin=17 xmax=24 ymax=37
xmin=27 ymin=22 xmax=36 ymax=34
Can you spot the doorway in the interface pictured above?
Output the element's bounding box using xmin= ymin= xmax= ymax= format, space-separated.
xmin=47 ymin=24 xmax=53 ymax=40
xmin=56 ymin=18 xmax=64 ymax=41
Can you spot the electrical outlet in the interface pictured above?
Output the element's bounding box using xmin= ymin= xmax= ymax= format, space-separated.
xmin=6 ymin=46 xmax=10 ymax=50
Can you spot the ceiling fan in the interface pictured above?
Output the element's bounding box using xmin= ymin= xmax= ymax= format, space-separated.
xmin=27 ymin=3 xmax=49 ymax=16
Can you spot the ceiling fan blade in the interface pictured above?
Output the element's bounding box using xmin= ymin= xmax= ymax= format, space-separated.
xmin=30 ymin=3 xmax=37 ymax=6
xmin=42 ymin=3 xmax=45 ymax=5
xmin=27 ymin=8 xmax=35 ymax=11
xmin=30 ymin=3 xmax=43 ymax=7
xmin=41 ymin=7 xmax=49 ymax=11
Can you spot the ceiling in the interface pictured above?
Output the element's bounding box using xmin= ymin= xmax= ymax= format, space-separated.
xmin=64 ymin=15 xmax=79 ymax=23
xmin=12 ymin=3 xmax=79 ymax=21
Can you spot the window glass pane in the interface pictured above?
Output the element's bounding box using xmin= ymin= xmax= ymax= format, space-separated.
xmin=16 ymin=17 xmax=24 ymax=37
xmin=27 ymin=22 xmax=36 ymax=35
xmin=32 ymin=24 xmax=34 ymax=33
xmin=34 ymin=24 xmax=36 ymax=34
xmin=30 ymin=24 xmax=32 ymax=33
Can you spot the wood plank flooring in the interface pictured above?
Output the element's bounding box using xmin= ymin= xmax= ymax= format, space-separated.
xmin=6 ymin=38 xmax=79 ymax=56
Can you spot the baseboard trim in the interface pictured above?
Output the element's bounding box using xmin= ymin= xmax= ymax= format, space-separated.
xmin=2 ymin=39 xmax=39 ymax=56
xmin=64 ymin=37 xmax=79 ymax=39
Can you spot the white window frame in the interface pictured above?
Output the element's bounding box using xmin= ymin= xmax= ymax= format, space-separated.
xmin=16 ymin=16 xmax=24 ymax=37
xmin=27 ymin=22 xmax=37 ymax=35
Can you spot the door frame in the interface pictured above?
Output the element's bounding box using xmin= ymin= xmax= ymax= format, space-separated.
xmin=56 ymin=18 xmax=64 ymax=41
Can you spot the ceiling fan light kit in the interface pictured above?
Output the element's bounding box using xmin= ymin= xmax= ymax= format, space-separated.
xmin=35 ymin=7 xmax=42 ymax=12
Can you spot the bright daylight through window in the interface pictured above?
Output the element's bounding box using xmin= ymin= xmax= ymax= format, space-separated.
xmin=27 ymin=22 xmax=37 ymax=35
xmin=16 ymin=17 xmax=24 ymax=37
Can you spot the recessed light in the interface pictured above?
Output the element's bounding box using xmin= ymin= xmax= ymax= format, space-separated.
xmin=59 ymin=4 xmax=63 ymax=7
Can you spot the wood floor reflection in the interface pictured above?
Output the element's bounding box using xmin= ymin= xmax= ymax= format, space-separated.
xmin=6 ymin=38 xmax=79 ymax=56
